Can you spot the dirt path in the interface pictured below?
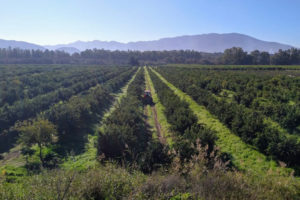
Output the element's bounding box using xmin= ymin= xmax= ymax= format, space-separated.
xmin=149 ymin=67 xmax=295 ymax=175
xmin=150 ymin=104 xmax=166 ymax=144
xmin=144 ymin=68 xmax=166 ymax=144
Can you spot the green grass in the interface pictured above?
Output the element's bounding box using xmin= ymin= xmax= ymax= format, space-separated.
xmin=145 ymin=104 xmax=157 ymax=140
xmin=61 ymin=134 xmax=98 ymax=170
xmin=150 ymin=67 xmax=294 ymax=176
xmin=144 ymin=69 xmax=157 ymax=139
xmin=0 ymin=146 xmax=25 ymax=169
xmin=145 ymin=67 xmax=174 ymax=146
xmin=100 ymin=67 xmax=141 ymax=127
xmin=62 ymin=68 xmax=141 ymax=170
xmin=216 ymin=89 xmax=300 ymax=142
xmin=264 ymin=118 xmax=300 ymax=142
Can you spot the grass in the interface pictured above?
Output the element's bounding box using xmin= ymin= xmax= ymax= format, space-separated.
xmin=145 ymin=104 xmax=157 ymax=140
xmin=62 ymin=68 xmax=141 ymax=170
xmin=144 ymin=69 xmax=157 ymax=139
xmin=61 ymin=134 xmax=98 ymax=170
xmin=217 ymin=88 xmax=300 ymax=142
xmin=0 ymin=146 xmax=25 ymax=169
xmin=145 ymin=67 xmax=174 ymax=146
xmin=100 ymin=67 xmax=141 ymax=126
xmin=216 ymin=88 xmax=300 ymax=142
xmin=150 ymin=67 xmax=295 ymax=176
xmin=0 ymin=68 xmax=141 ymax=174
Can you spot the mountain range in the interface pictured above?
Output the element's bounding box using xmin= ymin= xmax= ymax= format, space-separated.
xmin=0 ymin=33 xmax=295 ymax=54
xmin=0 ymin=39 xmax=45 ymax=50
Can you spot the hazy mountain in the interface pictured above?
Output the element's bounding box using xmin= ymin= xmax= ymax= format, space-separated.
xmin=45 ymin=41 xmax=125 ymax=51
xmin=56 ymin=47 xmax=80 ymax=54
xmin=0 ymin=39 xmax=45 ymax=50
xmin=0 ymin=33 xmax=295 ymax=53
xmin=45 ymin=33 xmax=294 ymax=53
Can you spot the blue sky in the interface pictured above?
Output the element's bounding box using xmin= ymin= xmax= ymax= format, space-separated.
xmin=0 ymin=0 xmax=299 ymax=46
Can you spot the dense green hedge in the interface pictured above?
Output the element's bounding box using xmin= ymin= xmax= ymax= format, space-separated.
xmin=149 ymin=69 xmax=218 ymax=165
xmin=98 ymin=68 xmax=171 ymax=173
xmin=0 ymin=67 xmax=136 ymax=154
xmin=156 ymin=67 xmax=300 ymax=167
xmin=0 ymin=67 xmax=131 ymax=133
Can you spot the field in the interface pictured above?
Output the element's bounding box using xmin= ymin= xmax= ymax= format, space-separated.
xmin=0 ymin=64 xmax=300 ymax=199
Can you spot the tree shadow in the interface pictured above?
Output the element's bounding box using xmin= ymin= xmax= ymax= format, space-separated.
xmin=0 ymin=130 xmax=19 ymax=154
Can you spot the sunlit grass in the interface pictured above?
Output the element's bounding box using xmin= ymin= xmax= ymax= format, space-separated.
xmin=62 ymin=68 xmax=141 ymax=170
xmin=145 ymin=67 xmax=174 ymax=146
xmin=150 ymin=67 xmax=294 ymax=176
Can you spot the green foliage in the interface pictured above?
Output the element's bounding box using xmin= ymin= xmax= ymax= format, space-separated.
xmin=222 ymin=47 xmax=251 ymax=65
xmin=0 ymin=66 xmax=134 ymax=153
xmin=16 ymin=119 xmax=57 ymax=167
xmin=145 ymin=67 xmax=174 ymax=145
xmin=1 ymin=47 xmax=300 ymax=65
xmin=156 ymin=66 xmax=300 ymax=168
xmin=98 ymin=68 xmax=171 ymax=173
xmin=149 ymin=69 xmax=217 ymax=165
xmin=1 ymin=161 xmax=299 ymax=200
xmin=151 ymin=67 xmax=295 ymax=175
xmin=1 ymin=64 xmax=300 ymax=199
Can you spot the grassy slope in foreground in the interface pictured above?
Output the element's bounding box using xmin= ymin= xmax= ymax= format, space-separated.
xmin=61 ymin=68 xmax=140 ymax=170
xmin=150 ymin=67 xmax=294 ymax=176
xmin=145 ymin=67 xmax=173 ymax=146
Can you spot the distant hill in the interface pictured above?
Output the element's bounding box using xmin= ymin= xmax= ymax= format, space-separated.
xmin=45 ymin=33 xmax=294 ymax=53
xmin=0 ymin=33 xmax=295 ymax=53
xmin=56 ymin=47 xmax=80 ymax=54
xmin=0 ymin=39 xmax=45 ymax=50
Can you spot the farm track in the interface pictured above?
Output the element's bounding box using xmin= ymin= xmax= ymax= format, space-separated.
xmin=144 ymin=68 xmax=165 ymax=144
xmin=151 ymin=106 xmax=165 ymax=144
xmin=150 ymin=67 xmax=294 ymax=176
xmin=145 ymin=67 xmax=173 ymax=145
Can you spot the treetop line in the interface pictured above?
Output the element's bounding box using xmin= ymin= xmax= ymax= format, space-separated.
xmin=0 ymin=47 xmax=300 ymax=65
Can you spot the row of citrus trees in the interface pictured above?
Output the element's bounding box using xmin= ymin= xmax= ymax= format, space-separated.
xmin=0 ymin=67 xmax=137 ymax=167
xmin=0 ymin=65 xmax=116 ymax=107
xmin=0 ymin=67 xmax=131 ymax=134
xmin=155 ymin=67 xmax=300 ymax=168
xmin=1 ymin=66 xmax=300 ymax=199
xmin=163 ymin=67 xmax=300 ymax=134
xmin=97 ymin=68 xmax=171 ymax=173
xmin=147 ymin=69 xmax=226 ymax=167
xmin=97 ymin=67 xmax=229 ymax=174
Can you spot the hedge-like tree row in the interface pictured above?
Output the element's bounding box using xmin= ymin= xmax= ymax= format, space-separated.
xmin=0 ymin=67 xmax=138 ymax=155
xmin=98 ymin=68 xmax=171 ymax=173
xmin=148 ymin=69 xmax=219 ymax=166
xmin=0 ymin=67 xmax=133 ymax=133
xmin=162 ymin=68 xmax=300 ymax=134
xmin=41 ymin=68 xmax=138 ymax=154
xmin=0 ymin=65 xmax=67 ymax=81
xmin=155 ymin=67 xmax=300 ymax=167
xmin=0 ymin=66 xmax=118 ymax=107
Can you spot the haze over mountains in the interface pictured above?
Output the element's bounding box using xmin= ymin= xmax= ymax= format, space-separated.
xmin=0 ymin=33 xmax=295 ymax=54
xmin=0 ymin=39 xmax=45 ymax=50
